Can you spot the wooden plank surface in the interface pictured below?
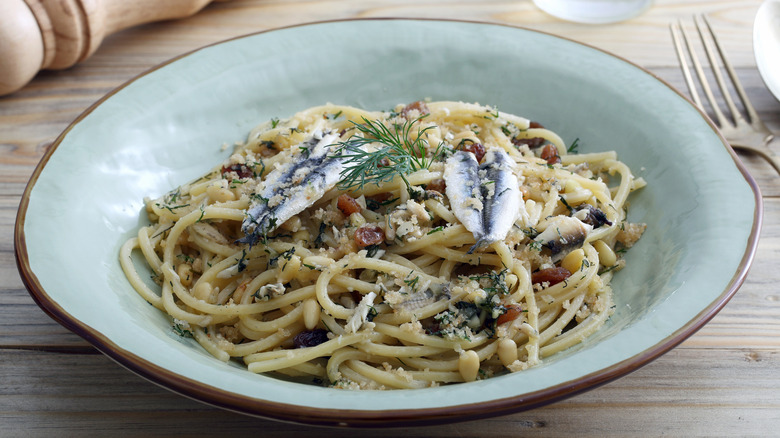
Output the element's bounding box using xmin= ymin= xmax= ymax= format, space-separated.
xmin=2 ymin=0 xmax=779 ymax=435
xmin=1 ymin=347 xmax=778 ymax=436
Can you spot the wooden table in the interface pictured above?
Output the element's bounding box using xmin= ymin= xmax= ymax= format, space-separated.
xmin=3 ymin=0 xmax=779 ymax=435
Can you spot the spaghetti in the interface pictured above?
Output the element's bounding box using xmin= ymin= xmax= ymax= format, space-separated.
xmin=120 ymin=101 xmax=646 ymax=389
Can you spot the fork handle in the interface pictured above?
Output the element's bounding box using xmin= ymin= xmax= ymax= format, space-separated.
xmin=0 ymin=0 xmax=230 ymax=97
xmin=733 ymin=143 xmax=780 ymax=176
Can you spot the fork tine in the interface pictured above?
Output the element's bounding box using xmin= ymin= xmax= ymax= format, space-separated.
xmin=700 ymin=15 xmax=765 ymax=129
xmin=670 ymin=23 xmax=703 ymax=109
xmin=675 ymin=19 xmax=734 ymax=130
xmin=695 ymin=15 xmax=745 ymax=126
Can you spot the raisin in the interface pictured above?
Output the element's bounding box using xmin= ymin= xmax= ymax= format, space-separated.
xmin=512 ymin=136 xmax=546 ymax=149
xmin=459 ymin=140 xmax=486 ymax=162
xmin=540 ymin=144 xmax=561 ymax=165
xmin=496 ymin=305 xmax=523 ymax=326
xmin=220 ymin=164 xmax=253 ymax=179
xmin=337 ymin=193 xmax=362 ymax=215
xmin=531 ymin=267 xmax=571 ymax=286
xmin=354 ymin=225 xmax=384 ymax=248
xmin=401 ymin=101 xmax=430 ymax=117
xmin=426 ymin=178 xmax=446 ymax=194
xmin=293 ymin=329 xmax=329 ymax=348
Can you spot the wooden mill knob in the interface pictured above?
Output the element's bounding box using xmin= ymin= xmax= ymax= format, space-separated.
xmin=0 ymin=0 xmax=229 ymax=96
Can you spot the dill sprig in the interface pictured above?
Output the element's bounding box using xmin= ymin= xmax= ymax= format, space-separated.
xmin=337 ymin=115 xmax=447 ymax=190
xmin=567 ymin=138 xmax=580 ymax=154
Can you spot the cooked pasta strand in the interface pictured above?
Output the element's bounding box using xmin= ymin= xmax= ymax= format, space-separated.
xmin=120 ymin=101 xmax=645 ymax=390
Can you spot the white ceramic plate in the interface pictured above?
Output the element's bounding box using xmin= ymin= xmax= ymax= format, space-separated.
xmin=755 ymin=0 xmax=780 ymax=101
xmin=15 ymin=19 xmax=761 ymax=427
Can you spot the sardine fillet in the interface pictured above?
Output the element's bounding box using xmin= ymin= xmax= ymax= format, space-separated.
xmin=240 ymin=132 xmax=341 ymax=244
xmin=444 ymin=148 xmax=523 ymax=252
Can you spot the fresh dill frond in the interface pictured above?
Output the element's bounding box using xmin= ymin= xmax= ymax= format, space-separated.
xmin=336 ymin=115 xmax=447 ymax=190
xmin=567 ymin=138 xmax=580 ymax=154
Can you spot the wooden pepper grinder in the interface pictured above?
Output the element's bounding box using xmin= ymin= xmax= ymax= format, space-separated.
xmin=0 ymin=0 xmax=230 ymax=96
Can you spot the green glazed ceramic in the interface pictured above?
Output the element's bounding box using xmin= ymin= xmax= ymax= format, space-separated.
xmin=15 ymin=19 xmax=761 ymax=426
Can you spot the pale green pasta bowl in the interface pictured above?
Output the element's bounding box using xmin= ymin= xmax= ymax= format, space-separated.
xmin=15 ymin=19 xmax=761 ymax=426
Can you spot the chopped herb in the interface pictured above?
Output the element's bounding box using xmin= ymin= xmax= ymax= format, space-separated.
xmin=236 ymin=249 xmax=249 ymax=272
xmin=166 ymin=188 xmax=181 ymax=204
xmin=522 ymin=227 xmax=540 ymax=239
xmin=403 ymin=272 xmax=420 ymax=291
xmin=484 ymin=107 xmax=500 ymax=119
xmin=250 ymin=193 xmax=269 ymax=204
xmin=469 ymin=269 xmax=510 ymax=296
xmin=269 ymin=247 xmax=296 ymax=267
xmin=172 ymin=323 xmax=193 ymax=338
xmin=251 ymin=160 xmax=266 ymax=178
xmin=314 ymin=222 xmax=328 ymax=248
xmin=567 ymin=138 xmax=580 ymax=154
xmin=558 ymin=195 xmax=574 ymax=213
xmin=367 ymin=305 xmax=378 ymax=322
xmin=229 ymin=179 xmax=246 ymax=189
xmin=599 ymin=264 xmax=620 ymax=275
xmin=326 ymin=110 xmax=343 ymax=120
xmin=176 ymin=254 xmax=195 ymax=264
xmin=155 ymin=202 xmax=190 ymax=214
xmin=151 ymin=224 xmax=174 ymax=239
xmin=259 ymin=140 xmax=276 ymax=151
xmin=365 ymin=244 xmax=382 ymax=258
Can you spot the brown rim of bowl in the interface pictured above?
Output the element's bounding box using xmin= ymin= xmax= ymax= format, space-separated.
xmin=13 ymin=17 xmax=763 ymax=428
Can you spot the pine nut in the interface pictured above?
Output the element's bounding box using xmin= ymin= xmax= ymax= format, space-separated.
xmin=193 ymin=281 xmax=212 ymax=301
xmin=593 ymin=240 xmax=617 ymax=267
xmin=498 ymin=338 xmax=518 ymax=366
xmin=302 ymin=298 xmax=321 ymax=330
xmin=176 ymin=263 xmax=193 ymax=287
xmin=458 ymin=350 xmax=480 ymax=382
xmin=561 ymin=248 xmax=585 ymax=273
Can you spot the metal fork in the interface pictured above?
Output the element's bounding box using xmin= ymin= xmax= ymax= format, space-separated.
xmin=670 ymin=15 xmax=779 ymax=174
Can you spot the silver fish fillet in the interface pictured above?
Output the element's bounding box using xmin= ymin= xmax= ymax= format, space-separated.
xmin=443 ymin=151 xmax=484 ymax=240
xmin=240 ymin=131 xmax=341 ymax=245
xmin=394 ymin=282 xmax=451 ymax=313
xmin=444 ymin=148 xmax=522 ymax=253
xmin=533 ymin=216 xmax=592 ymax=262
xmin=476 ymin=148 xmax=522 ymax=250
